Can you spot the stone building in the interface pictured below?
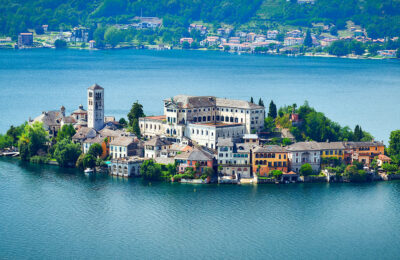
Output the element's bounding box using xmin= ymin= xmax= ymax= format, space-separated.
xmin=108 ymin=156 xmax=146 ymax=177
xmin=286 ymin=141 xmax=321 ymax=173
xmin=87 ymin=84 xmax=104 ymax=131
xmin=217 ymin=138 xmax=253 ymax=178
xmin=139 ymin=95 xmax=265 ymax=149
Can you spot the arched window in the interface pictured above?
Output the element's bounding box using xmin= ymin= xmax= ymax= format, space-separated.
xmin=166 ymin=129 xmax=170 ymax=134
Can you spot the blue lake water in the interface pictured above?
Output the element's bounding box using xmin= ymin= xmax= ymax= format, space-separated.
xmin=1 ymin=157 xmax=400 ymax=259
xmin=1 ymin=49 xmax=400 ymax=259
xmin=0 ymin=49 xmax=399 ymax=142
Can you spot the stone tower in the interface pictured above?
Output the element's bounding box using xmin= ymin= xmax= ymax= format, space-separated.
xmin=87 ymin=83 xmax=104 ymax=130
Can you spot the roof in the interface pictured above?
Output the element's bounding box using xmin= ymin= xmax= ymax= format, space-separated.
xmin=378 ymin=154 xmax=391 ymax=161
xmin=243 ymin=134 xmax=258 ymax=139
xmin=88 ymin=83 xmax=103 ymax=90
xmin=235 ymin=143 xmax=253 ymax=153
xmin=141 ymin=115 xmax=166 ymax=121
xmin=84 ymin=135 xmax=104 ymax=144
xmin=72 ymin=127 xmax=97 ymax=140
xmin=217 ymin=138 xmax=234 ymax=147
xmin=168 ymin=143 xmax=190 ymax=151
xmin=344 ymin=141 xmax=384 ymax=148
xmin=286 ymin=141 xmax=321 ymax=151
xmin=32 ymin=111 xmax=63 ymax=126
xmin=175 ymin=147 xmax=213 ymax=161
xmin=110 ymin=136 xmax=136 ymax=146
xmin=253 ymin=145 xmax=287 ymax=153
xmin=144 ymin=137 xmax=171 ymax=147
xmin=317 ymin=142 xmax=345 ymax=150
xmin=154 ymin=157 xmax=175 ymax=165
xmin=165 ymin=95 xmax=216 ymax=109
xmin=73 ymin=104 xmax=86 ymax=114
xmin=99 ymin=128 xmax=125 ymax=138
xmin=216 ymin=98 xmax=263 ymax=109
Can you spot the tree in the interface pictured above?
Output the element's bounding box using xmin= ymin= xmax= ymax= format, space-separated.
xmin=300 ymin=163 xmax=313 ymax=176
xmin=304 ymin=30 xmax=312 ymax=47
xmin=53 ymin=139 xmax=81 ymax=167
xmin=346 ymin=165 xmax=367 ymax=182
xmin=182 ymin=41 xmax=190 ymax=49
xmin=268 ymin=100 xmax=277 ymax=119
xmin=250 ymin=97 xmax=254 ymax=103
xmin=330 ymin=26 xmax=338 ymax=36
xmin=88 ymin=143 xmax=103 ymax=158
xmin=127 ymin=101 xmax=145 ymax=126
xmin=118 ymin=118 xmax=128 ymax=128
xmin=354 ymin=125 xmax=363 ymax=142
xmin=0 ymin=134 xmax=13 ymax=149
xmin=35 ymin=26 xmax=44 ymax=35
xmin=203 ymin=167 xmax=214 ymax=177
xmin=104 ymin=27 xmax=123 ymax=47
xmin=76 ymin=153 xmax=85 ymax=170
xmin=389 ymin=130 xmax=400 ymax=157
xmin=54 ymin=39 xmax=67 ymax=48
xmin=382 ymin=163 xmax=398 ymax=173
xmin=140 ymin=160 xmax=162 ymax=181
xmin=83 ymin=154 xmax=96 ymax=170
xmin=271 ymin=170 xmax=283 ymax=180
xmin=349 ymin=40 xmax=365 ymax=55
xmin=328 ymin=40 xmax=349 ymax=56
xmin=132 ymin=118 xmax=141 ymax=137
xmin=56 ymin=124 xmax=76 ymax=142
xmin=18 ymin=122 xmax=48 ymax=161
xmin=6 ymin=123 xmax=26 ymax=146
xmin=258 ymin=98 xmax=264 ymax=107
xmin=264 ymin=117 xmax=275 ymax=132
xmin=223 ymin=45 xmax=230 ymax=51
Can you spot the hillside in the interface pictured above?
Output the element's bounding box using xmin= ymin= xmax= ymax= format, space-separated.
xmin=1 ymin=0 xmax=399 ymax=39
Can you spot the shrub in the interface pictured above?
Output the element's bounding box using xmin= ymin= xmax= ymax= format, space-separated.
xmin=29 ymin=155 xmax=49 ymax=164
xmin=300 ymin=163 xmax=313 ymax=176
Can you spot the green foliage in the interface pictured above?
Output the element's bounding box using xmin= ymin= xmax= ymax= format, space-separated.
xmin=127 ymin=101 xmax=145 ymax=128
xmin=118 ymin=118 xmax=128 ymax=128
xmin=268 ymin=100 xmax=277 ymax=119
xmin=6 ymin=123 xmax=26 ymax=147
xmin=140 ymin=160 xmax=162 ymax=181
xmin=104 ymin=27 xmax=123 ymax=47
xmin=54 ymin=39 xmax=67 ymax=48
xmin=18 ymin=122 xmax=48 ymax=161
xmin=389 ymin=130 xmax=400 ymax=158
xmin=270 ymin=170 xmax=283 ymax=180
xmin=203 ymin=167 xmax=214 ymax=177
xmin=0 ymin=134 xmax=13 ymax=149
xmin=53 ymin=139 xmax=81 ymax=167
xmin=29 ymin=155 xmax=49 ymax=164
xmin=282 ymin=138 xmax=292 ymax=146
xmin=345 ymin=165 xmax=367 ymax=182
xmin=382 ymin=163 xmax=398 ymax=173
xmin=300 ymin=163 xmax=313 ymax=176
xmin=182 ymin=41 xmax=190 ymax=49
xmin=258 ymin=98 xmax=264 ymax=107
xmin=76 ymin=153 xmax=85 ymax=170
xmin=264 ymin=116 xmax=276 ymax=132
xmin=56 ymin=124 xmax=76 ymax=142
xmin=83 ymin=154 xmax=96 ymax=170
xmin=328 ymin=40 xmax=365 ymax=56
xmin=88 ymin=143 xmax=103 ymax=158
xmin=304 ymin=30 xmax=312 ymax=47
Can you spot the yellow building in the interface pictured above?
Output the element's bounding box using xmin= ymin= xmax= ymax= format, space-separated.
xmin=318 ymin=142 xmax=346 ymax=167
xmin=252 ymin=145 xmax=289 ymax=176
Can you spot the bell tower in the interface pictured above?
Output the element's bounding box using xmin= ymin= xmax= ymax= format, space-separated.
xmin=87 ymin=83 xmax=104 ymax=130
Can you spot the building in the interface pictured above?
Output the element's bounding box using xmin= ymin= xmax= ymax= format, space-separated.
xmin=29 ymin=106 xmax=76 ymax=137
xmin=109 ymin=156 xmax=146 ymax=177
xmin=87 ymin=84 xmax=104 ymax=131
xmin=243 ymin=134 xmax=259 ymax=144
xmin=252 ymin=145 xmax=289 ymax=176
xmin=139 ymin=95 xmax=265 ymax=149
xmin=144 ymin=137 xmax=171 ymax=158
xmin=286 ymin=141 xmax=321 ymax=173
xmin=267 ymin=30 xmax=279 ymax=39
xmin=89 ymin=40 xmax=95 ymax=49
xmin=217 ymin=138 xmax=252 ymax=178
xmin=83 ymin=135 xmax=107 ymax=158
xmin=377 ymin=50 xmax=397 ymax=58
xmin=71 ymin=27 xmax=89 ymax=43
xmin=318 ymin=142 xmax=346 ymax=167
xmin=344 ymin=141 xmax=385 ymax=166
xmin=110 ymin=136 xmax=141 ymax=159
xmin=71 ymin=104 xmax=87 ymax=122
xmin=175 ymin=147 xmax=214 ymax=174
xmin=377 ymin=154 xmax=392 ymax=167
xmin=284 ymin=37 xmax=304 ymax=46
xmin=18 ymin=32 xmax=33 ymax=47
xmin=180 ymin=38 xmax=194 ymax=44
xmin=72 ymin=127 xmax=97 ymax=144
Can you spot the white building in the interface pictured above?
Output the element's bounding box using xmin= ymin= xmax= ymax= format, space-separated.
xmin=286 ymin=141 xmax=321 ymax=173
xmin=110 ymin=136 xmax=139 ymax=159
xmin=109 ymin=156 xmax=146 ymax=177
xmin=139 ymin=95 xmax=265 ymax=148
xmin=216 ymin=138 xmax=252 ymax=178
xmin=87 ymin=84 xmax=104 ymax=131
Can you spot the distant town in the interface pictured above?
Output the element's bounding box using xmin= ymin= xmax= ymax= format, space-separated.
xmin=2 ymin=83 xmax=400 ymax=185
xmin=1 ymin=15 xmax=399 ymax=59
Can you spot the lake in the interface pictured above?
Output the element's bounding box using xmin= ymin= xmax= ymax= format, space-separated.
xmin=1 ymin=157 xmax=400 ymax=259
xmin=0 ymin=49 xmax=399 ymax=142
xmin=1 ymin=49 xmax=400 ymax=259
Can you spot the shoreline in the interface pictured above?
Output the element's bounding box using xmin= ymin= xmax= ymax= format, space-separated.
xmin=1 ymin=45 xmax=397 ymax=61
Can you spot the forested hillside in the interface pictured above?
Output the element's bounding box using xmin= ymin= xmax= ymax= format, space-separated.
xmin=1 ymin=0 xmax=399 ymax=38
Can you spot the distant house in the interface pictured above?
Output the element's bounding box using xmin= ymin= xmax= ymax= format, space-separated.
xmin=110 ymin=136 xmax=141 ymax=159
xmin=144 ymin=136 xmax=171 ymax=159
xmin=89 ymin=40 xmax=95 ymax=49
xmin=42 ymin=25 xmax=48 ymax=33
xmin=206 ymin=36 xmax=220 ymax=46
xmin=284 ymin=37 xmax=304 ymax=46
xmin=377 ymin=50 xmax=397 ymax=58
xmin=377 ymin=154 xmax=392 ymax=167
xmin=189 ymin=24 xmax=207 ymax=35
xmin=286 ymin=30 xmax=303 ymax=38
xmin=175 ymin=147 xmax=214 ymax=174
xmin=134 ymin=17 xmax=162 ymax=29
xmin=18 ymin=32 xmax=33 ymax=47
xmin=29 ymin=106 xmax=76 ymax=137
xmin=267 ymin=30 xmax=279 ymax=39
xmin=71 ymin=27 xmax=89 ymax=43
xmin=229 ymin=37 xmax=241 ymax=44
xmin=180 ymin=38 xmax=194 ymax=44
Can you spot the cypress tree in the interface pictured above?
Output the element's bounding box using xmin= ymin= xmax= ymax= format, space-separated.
xmin=268 ymin=100 xmax=277 ymax=119
xmin=258 ymin=98 xmax=264 ymax=107
xmin=304 ymin=30 xmax=313 ymax=47
xmin=250 ymin=97 xmax=254 ymax=103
